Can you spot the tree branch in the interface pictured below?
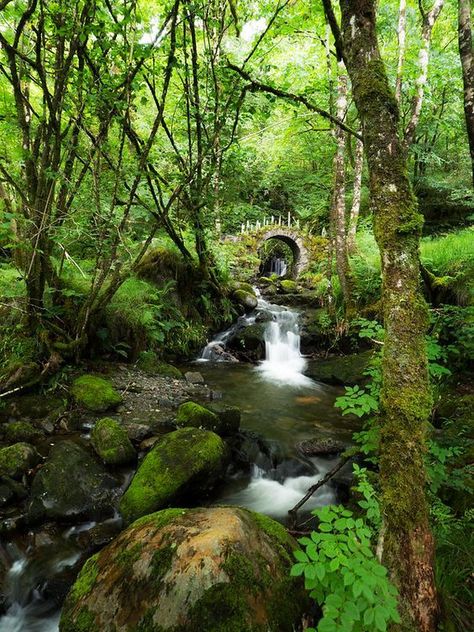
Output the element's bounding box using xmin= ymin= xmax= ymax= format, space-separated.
xmin=227 ymin=63 xmax=362 ymax=139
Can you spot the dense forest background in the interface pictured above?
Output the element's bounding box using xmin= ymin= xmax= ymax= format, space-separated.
xmin=0 ymin=1 xmax=473 ymax=632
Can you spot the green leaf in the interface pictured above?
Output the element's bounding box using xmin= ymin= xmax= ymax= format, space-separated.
xmin=294 ymin=550 xmax=309 ymax=562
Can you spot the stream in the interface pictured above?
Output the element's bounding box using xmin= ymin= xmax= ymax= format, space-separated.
xmin=0 ymin=290 xmax=356 ymax=632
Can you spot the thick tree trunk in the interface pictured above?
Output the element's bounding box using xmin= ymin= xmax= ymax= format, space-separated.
xmin=347 ymin=136 xmax=364 ymax=253
xmin=335 ymin=1 xmax=438 ymax=630
xmin=331 ymin=62 xmax=353 ymax=312
xmin=458 ymin=0 xmax=474 ymax=187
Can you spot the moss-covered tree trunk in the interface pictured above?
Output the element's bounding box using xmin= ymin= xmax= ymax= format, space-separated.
xmin=333 ymin=1 xmax=438 ymax=630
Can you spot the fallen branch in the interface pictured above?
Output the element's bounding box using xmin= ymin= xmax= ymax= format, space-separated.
xmin=288 ymin=453 xmax=353 ymax=529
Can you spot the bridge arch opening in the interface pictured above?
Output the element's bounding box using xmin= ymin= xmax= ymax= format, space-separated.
xmin=258 ymin=235 xmax=301 ymax=279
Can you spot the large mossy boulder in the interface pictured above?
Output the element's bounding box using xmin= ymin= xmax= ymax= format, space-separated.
xmin=91 ymin=418 xmax=136 ymax=466
xmin=71 ymin=375 xmax=122 ymax=412
xmin=28 ymin=441 xmax=118 ymax=522
xmin=119 ymin=428 xmax=229 ymax=525
xmin=60 ymin=506 xmax=309 ymax=632
xmin=232 ymin=288 xmax=258 ymax=312
xmin=0 ymin=442 xmax=40 ymax=479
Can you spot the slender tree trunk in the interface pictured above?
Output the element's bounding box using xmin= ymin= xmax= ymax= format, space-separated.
xmin=331 ymin=62 xmax=353 ymax=312
xmin=395 ymin=0 xmax=407 ymax=104
xmin=347 ymin=135 xmax=364 ymax=253
xmin=404 ymin=0 xmax=444 ymax=151
xmin=331 ymin=1 xmax=438 ymax=630
xmin=458 ymin=0 xmax=474 ymax=187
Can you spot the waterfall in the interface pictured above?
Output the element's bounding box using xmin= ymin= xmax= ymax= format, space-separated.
xmin=257 ymin=300 xmax=312 ymax=386
xmin=269 ymin=257 xmax=287 ymax=277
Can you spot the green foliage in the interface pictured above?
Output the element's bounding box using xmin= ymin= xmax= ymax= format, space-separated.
xmin=291 ymin=474 xmax=399 ymax=632
xmin=334 ymin=386 xmax=379 ymax=418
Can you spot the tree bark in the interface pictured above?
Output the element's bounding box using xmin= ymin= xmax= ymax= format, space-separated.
xmin=331 ymin=61 xmax=353 ymax=311
xmin=458 ymin=0 xmax=474 ymax=187
xmin=347 ymin=135 xmax=364 ymax=253
xmin=328 ymin=1 xmax=439 ymax=630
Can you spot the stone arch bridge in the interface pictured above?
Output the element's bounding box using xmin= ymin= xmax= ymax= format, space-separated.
xmin=227 ymin=222 xmax=325 ymax=278
xmin=258 ymin=227 xmax=310 ymax=277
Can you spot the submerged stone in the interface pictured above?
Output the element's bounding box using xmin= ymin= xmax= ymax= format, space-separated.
xmin=60 ymin=506 xmax=309 ymax=632
xmin=28 ymin=440 xmax=118 ymax=523
xmin=119 ymin=427 xmax=229 ymax=525
xmin=91 ymin=418 xmax=136 ymax=466
xmin=71 ymin=375 xmax=122 ymax=412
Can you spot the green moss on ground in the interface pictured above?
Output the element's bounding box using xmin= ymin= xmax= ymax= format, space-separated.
xmin=136 ymin=351 xmax=182 ymax=378
xmin=91 ymin=418 xmax=136 ymax=465
xmin=71 ymin=375 xmax=122 ymax=412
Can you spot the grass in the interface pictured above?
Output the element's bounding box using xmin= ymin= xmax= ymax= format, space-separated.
xmin=352 ymin=226 xmax=474 ymax=306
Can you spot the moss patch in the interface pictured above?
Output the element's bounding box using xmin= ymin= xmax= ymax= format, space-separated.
xmin=71 ymin=375 xmax=122 ymax=412
xmin=0 ymin=442 xmax=40 ymax=479
xmin=175 ymin=401 xmax=219 ymax=431
xmin=137 ymin=352 xmax=182 ymax=378
xmin=279 ymin=279 xmax=298 ymax=294
xmin=4 ymin=421 xmax=42 ymax=443
xmin=91 ymin=417 xmax=136 ymax=465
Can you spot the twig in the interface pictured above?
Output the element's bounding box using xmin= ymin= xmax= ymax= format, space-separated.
xmin=288 ymin=453 xmax=353 ymax=528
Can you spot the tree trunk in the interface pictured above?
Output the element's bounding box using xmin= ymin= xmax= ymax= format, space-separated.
xmin=347 ymin=135 xmax=364 ymax=253
xmin=458 ymin=0 xmax=474 ymax=187
xmin=333 ymin=1 xmax=438 ymax=630
xmin=404 ymin=0 xmax=444 ymax=151
xmin=331 ymin=61 xmax=353 ymax=312
xmin=395 ymin=0 xmax=407 ymax=104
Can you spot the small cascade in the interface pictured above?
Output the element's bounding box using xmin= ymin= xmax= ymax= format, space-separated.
xmin=219 ymin=457 xmax=337 ymax=519
xmin=0 ymin=546 xmax=75 ymax=632
xmin=257 ymin=303 xmax=311 ymax=386
xmin=268 ymin=257 xmax=287 ymax=277
xmin=199 ymin=287 xmax=310 ymax=386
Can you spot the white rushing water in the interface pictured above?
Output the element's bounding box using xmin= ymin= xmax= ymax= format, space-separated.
xmin=256 ymin=296 xmax=312 ymax=387
xmin=222 ymin=458 xmax=336 ymax=518
xmin=201 ymin=287 xmax=312 ymax=387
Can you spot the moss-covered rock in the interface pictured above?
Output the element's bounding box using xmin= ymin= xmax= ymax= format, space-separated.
xmin=176 ymin=401 xmax=218 ymax=428
xmin=119 ymin=428 xmax=229 ymax=525
xmin=306 ymin=350 xmax=374 ymax=385
xmin=60 ymin=506 xmax=309 ymax=632
xmin=232 ymin=289 xmax=258 ymax=312
xmin=176 ymin=402 xmax=240 ymax=436
xmin=28 ymin=440 xmax=118 ymax=523
xmin=227 ymin=324 xmax=265 ymax=361
xmin=91 ymin=418 xmax=136 ymax=466
xmin=71 ymin=375 xmax=122 ymax=413
xmin=0 ymin=442 xmax=40 ymax=479
xmin=136 ymin=351 xmax=182 ymax=378
xmin=279 ymin=279 xmax=299 ymax=294
xmin=4 ymin=421 xmax=42 ymax=443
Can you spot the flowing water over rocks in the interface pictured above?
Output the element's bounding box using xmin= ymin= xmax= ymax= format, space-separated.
xmin=0 ymin=289 xmax=357 ymax=631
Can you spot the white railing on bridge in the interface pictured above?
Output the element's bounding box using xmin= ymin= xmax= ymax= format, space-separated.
xmin=240 ymin=213 xmax=300 ymax=234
